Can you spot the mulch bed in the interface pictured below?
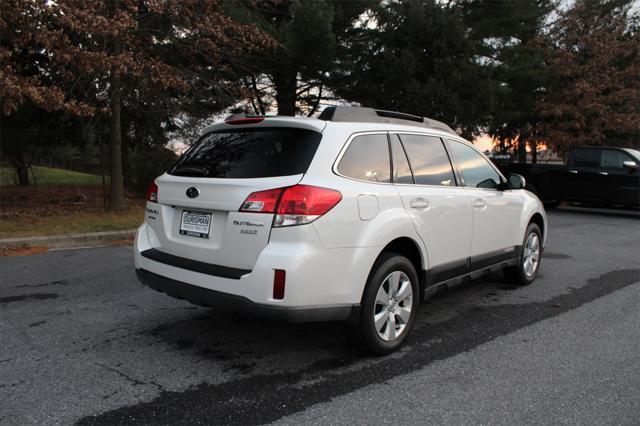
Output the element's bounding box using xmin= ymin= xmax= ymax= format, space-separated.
xmin=0 ymin=186 xmax=141 ymax=218
xmin=0 ymin=245 xmax=49 ymax=256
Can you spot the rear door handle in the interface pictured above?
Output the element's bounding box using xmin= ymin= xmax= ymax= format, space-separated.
xmin=410 ymin=198 xmax=430 ymax=210
xmin=473 ymin=199 xmax=487 ymax=209
xmin=598 ymin=171 xmax=608 ymax=176
xmin=568 ymin=169 xmax=578 ymax=174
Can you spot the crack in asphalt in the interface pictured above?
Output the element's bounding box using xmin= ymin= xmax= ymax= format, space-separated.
xmin=77 ymin=269 xmax=640 ymax=425
xmin=94 ymin=363 xmax=164 ymax=393
xmin=0 ymin=293 xmax=59 ymax=305
xmin=14 ymin=279 xmax=79 ymax=289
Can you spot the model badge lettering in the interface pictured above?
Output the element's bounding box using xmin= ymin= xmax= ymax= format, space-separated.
xmin=233 ymin=220 xmax=264 ymax=227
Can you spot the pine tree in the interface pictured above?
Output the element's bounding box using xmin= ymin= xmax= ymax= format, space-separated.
xmin=330 ymin=0 xmax=494 ymax=138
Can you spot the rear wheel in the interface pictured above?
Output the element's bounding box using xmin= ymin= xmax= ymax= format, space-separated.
xmin=346 ymin=253 xmax=420 ymax=355
xmin=503 ymin=223 xmax=542 ymax=286
xmin=542 ymin=198 xmax=561 ymax=209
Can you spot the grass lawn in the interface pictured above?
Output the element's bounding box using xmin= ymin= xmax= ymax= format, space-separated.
xmin=1 ymin=183 xmax=144 ymax=239
xmin=0 ymin=204 xmax=144 ymax=239
xmin=0 ymin=166 xmax=105 ymax=187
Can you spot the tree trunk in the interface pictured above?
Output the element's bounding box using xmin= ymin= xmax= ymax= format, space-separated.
xmin=517 ymin=136 xmax=527 ymax=164
xmin=109 ymin=83 xmax=126 ymax=210
xmin=15 ymin=162 xmax=30 ymax=186
xmin=530 ymin=140 xmax=537 ymax=164
xmin=273 ymin=69 xmax=298 ymax=116
xmin=8 ymin=153 xmax=30 ymax=186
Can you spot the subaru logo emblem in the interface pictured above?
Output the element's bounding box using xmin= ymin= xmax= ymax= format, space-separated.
xmin=186 ymin=187 xmax=200 ymax=199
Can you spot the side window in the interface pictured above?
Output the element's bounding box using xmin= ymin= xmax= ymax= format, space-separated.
xmin=337 ymin=134 xmax=391 ymax=183
xmin=570 ymin=149 xmax=600 ymax=167
xmin=448 ymin=140 xmax=501 ymax=189
xmin=391 ymin=135 xmax=414 ymax=184
xmin=601 ymin=150 xmax=632 ymax=169
xmin=399 ymin=134 xmax=455 ymax=186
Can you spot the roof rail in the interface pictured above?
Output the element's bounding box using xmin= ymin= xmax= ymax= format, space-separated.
xmin=318 ymin=106 xmax=457 ymax=135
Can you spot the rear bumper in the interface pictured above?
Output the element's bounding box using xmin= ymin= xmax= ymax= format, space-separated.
xmin=137 ymin=268 xmax=357 ymax=322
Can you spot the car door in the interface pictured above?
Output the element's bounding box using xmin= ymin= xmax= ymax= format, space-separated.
xmin=391 ymin=133 xmax=472 ymax=283
xmin=599 ymin=149 xmax=640 ymax=206
xmin=445 ymin=139 xmax=524 ymax=269
xmin=564 ymin=148 xmax=604 ymax=203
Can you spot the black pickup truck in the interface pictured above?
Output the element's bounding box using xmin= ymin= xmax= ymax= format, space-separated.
xmin=495 ymin=147 xmax=640 ymax=208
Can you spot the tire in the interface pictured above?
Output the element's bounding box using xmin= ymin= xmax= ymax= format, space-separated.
xmin=503 ymin=223 xmax=542 ymax=286
xmin=345 ymin=253 xmax=420 ymax=355
xmin=542 ymin=198 xmax=561 ymax=209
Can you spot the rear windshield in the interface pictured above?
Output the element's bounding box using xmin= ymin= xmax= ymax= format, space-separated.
xmin=169 ymin=128 xmax=321 ymax=178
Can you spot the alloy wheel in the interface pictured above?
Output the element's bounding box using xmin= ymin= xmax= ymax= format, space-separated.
xmin=373 ymin=271 xmax=413 ymax=341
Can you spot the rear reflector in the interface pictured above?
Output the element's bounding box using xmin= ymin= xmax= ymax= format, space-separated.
xmin=225 ymin=117 xmax=264 ymax=125
xmin=146 ymin=182 xmax=158 ymax=202
xmin=239 ymin=184 xmax=342 ymax=227
xmin=273 ymin=269 xmax=286 ymax=299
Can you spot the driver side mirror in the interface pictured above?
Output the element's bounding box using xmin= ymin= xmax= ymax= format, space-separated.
xmin=508 ymin=173 xmax=526 ymax=190
xmin=623 ymin=160 xmax=638 ymax=171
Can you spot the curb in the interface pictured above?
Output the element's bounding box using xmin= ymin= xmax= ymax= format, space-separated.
xmin=0 ymin=229 xmax=137 ymax=250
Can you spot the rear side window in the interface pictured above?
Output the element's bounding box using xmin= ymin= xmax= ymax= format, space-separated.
xmin=399 ymin=134 xmax=455 ymax=186
xmin=337 ymin=134 xmax=391 ymax=183
xmin=170 ymin=128 xmax=321 ymax=178
xmin=569 ymin=149 xmax=600 ymax=167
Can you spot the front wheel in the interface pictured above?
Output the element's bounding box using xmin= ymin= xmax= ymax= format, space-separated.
xmin=503 ymin=223 xmax=542 ymax=286
xmin=346 ymin=253 xmax=420 ymax=355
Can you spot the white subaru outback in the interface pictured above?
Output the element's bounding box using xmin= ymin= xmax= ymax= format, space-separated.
xmin=134 ymin=106 xmax=547 ymax=354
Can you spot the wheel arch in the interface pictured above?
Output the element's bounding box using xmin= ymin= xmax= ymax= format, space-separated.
xmin=374 ymin=236 xmax=427 ymax=301
xmin=529 ymin=212 xmax=546 ymax=245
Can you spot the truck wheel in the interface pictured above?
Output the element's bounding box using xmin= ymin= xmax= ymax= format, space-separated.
xmin=345 ymin=253 xmax=420 ymax=355
xmin=503 ymin=223 xmax=542 ymax=286
xmin=543 ymin=198 xmax=561 ymax=209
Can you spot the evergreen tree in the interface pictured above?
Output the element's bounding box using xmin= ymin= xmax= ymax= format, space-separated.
xmin=230 ymin=0 xmax=374 ymax=116
xmin=461 ymin=0 xmax=555 ymax=162
xmin=330 ymin=0 xmax=494 ymax=138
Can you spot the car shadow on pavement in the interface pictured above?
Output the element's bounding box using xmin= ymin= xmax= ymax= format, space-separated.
xmin=139 ymin=272 xmax=522 ymax=370
xmin=141 ymin=306 xmax=361 ymax=373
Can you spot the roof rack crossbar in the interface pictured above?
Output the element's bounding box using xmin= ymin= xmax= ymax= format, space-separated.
xmin=318 ymin=106 xmax=456 ymax=135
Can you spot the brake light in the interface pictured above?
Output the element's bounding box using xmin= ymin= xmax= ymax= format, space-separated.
xmin=239 ymin=184 xmax=342 ymax=227
xmin=146 ymin=182 xmax=158 ymax=202
xmin=240 ymin=187 xmax=284 ymax=213
xmin=225 ymin=117 xmax=264 ymax=125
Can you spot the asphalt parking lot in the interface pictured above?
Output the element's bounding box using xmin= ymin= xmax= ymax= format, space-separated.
xmin=1 ymin=207 xmax=639 ymax=425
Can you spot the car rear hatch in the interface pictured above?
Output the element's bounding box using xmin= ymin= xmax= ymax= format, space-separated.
xmin=146 ymin=119 xmax=325 ymax=272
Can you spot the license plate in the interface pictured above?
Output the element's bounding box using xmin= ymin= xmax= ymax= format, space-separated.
xmin=180 ymin=210 xmax=212 ymax=238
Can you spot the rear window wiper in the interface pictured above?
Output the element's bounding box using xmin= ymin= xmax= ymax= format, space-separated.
xmin=171 ymin=166 xmax=210 ymax=177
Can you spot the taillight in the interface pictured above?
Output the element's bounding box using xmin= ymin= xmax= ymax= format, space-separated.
xmin=275 ymin=185 xmax=342 ymax=227
xmin=240 ymin=187 xmax=284 ymax=213
xmin=146 ymin=182 xmax=158 ymax=202
xmin=239 ymin=184 xmax=342 ymax=227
